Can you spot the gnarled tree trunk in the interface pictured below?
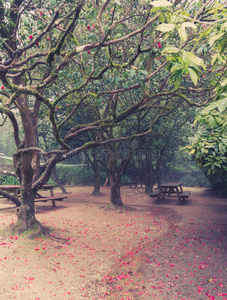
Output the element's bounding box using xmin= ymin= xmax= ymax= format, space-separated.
xmin=109 ymin=169 xmax=123 ymax=206
xmin=92 ymin=158 xmax=101 ymax=196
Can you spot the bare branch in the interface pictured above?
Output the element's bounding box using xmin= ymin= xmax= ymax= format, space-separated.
xmin=97 ymin=0 xmax=111 ymax=38
xmin=0 ymin=169 xmax=17 ymax=177
xmin=0 ymin=190 xmax=21 ymax=206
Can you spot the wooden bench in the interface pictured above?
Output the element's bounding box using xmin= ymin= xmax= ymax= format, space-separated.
xmin=127 ymin=177 xmax=144 ymax=188
xmin=149 ymin=190 xmax=161 ymax=198
xmin=179 ymin=191 xmax=191 ymax=201
xmin=35 ymin=196 xmax=67 ymax=207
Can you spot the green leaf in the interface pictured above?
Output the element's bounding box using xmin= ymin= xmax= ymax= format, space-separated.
xmin=220 ymin=78 xmax=227 ymax=87
xmin=203 ymin=162 xmax=212 ymax=167
xmin=178 ymin=25 xmax=187 ymax=41
xmin=207 ymin=115 xmax=216 ymax=127
xmin=162 ymin=46 xmax=179 ymax=54
xmin=188 ymin=67 xmax=198 ymax=85
xmin=211 ymin=53 xmax=218 ymax=65
xmin=159 ymin=14 xmax=165 ymax=23
xmin=157 ymin=23 xmax=176 ymax=32
xmin=215 ymin=116 xmax=224 ymax=124
xmin=129 ymin=69 xmax=136 ymax=77
xmin=22 ymin=16 xmax=30 ymax=26
xmin=0 ymin=38 xmax=6 ymax=46
xmin=49 ymin=0 xmax=56 ymax=9
xmin=152 ymin=0 xmax=172 ymax=7
xmin=214 ymin=162 xmax=221 ymax=168
xmin=209 ymin=33 xmax=224 ymax=46
xmin=182 ymin=22 xmax=197 ymax=29
xmin=171 ymin=63 xmax=182 ymax=73
xmin=219 ymin=142 xmax=226 ymax=155
xmin=185 ymin=51 xmax=206 ymax=70
xmin=171 ymin=70 xmax=182 ymax=88
xmin=222 ymin=21 xmax=227 ymax=28
xmin=140 ymin=70 xmax=148 ymax=76
xmin=200 ymin=99 xmax=227 ymax=115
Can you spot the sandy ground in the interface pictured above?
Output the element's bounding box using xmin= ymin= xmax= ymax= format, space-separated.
xmin=0 ymin=185 xmax=226 ymax=300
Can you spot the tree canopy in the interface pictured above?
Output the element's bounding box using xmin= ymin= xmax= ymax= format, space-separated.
xmin=0 ymin=0 xmax=226 ymax=234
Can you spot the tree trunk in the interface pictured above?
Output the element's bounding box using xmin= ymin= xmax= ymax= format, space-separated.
xmin=109 ymin=170 xmax=123 ymax=206
xmin=11 ymin=75 xmax=43 ymax=235
xmin=144 ymin=174 xmax=156 ymax=194
xmin=91 ymin=159 xmax=101 ymax=196
xmin=13 ymin=151 xmax=43 ymax=236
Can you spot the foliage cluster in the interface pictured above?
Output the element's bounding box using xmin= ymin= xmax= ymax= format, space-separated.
xmin=0 ymin=0 xmax=226 ymax=231
xmin=0 ymin=174 xmax=19 ymax=185
xmin=185 ymin=99 xmax=227 ymax=195
xmin=55 ymin=164 xmax=130 ymax=186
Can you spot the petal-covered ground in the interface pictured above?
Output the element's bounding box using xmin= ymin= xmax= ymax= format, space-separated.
xmin=0 ymin=186 xmax=226 ymax=300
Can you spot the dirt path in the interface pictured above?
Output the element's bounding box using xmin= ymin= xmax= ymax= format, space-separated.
xmin=0 ymin=186 xmax=226 ymax=300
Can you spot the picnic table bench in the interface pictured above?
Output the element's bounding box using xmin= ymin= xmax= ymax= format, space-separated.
xmin=126 ymin=177 xmax=144 ymax=188
xmin=35 ymin=196 xmax=67 ymax=207
xmin=34 ymin=184 xmax=67 ymax=207
xmin=0 ymin=184 xmax=67 ymax=207
xmin=149 ymin=182 xmax=191 ymax=203
xmin=149 ymin=190 xmax=160 ymax=198
xmin=178 ymin=191 xmax=191 ymax=201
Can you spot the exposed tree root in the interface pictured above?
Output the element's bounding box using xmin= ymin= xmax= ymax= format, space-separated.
xmin=92 ymin=191 xmax=104 ymax=196
xmin=8 ymin=219 xmax=49 ymax=239
xmin=102 ymin=203 xmax=137 ymax=211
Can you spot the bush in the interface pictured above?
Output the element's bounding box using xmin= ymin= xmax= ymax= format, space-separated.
xmin=55 ymin=165 xmax=107 ymax=186
xmin=55 ymin=165 xmax=132 ymax=186
xmin=0 ymin=175 xmax=19 ymax=185
xmin=161 ymin=166 xmax=210 ymax=188
xmin=207 ymin=171 xmax=227 ymax=197
xmin=180 ymin=172 xmax=210 ymax=187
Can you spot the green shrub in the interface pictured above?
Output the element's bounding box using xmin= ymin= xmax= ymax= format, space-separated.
xmin=180 ymin=174 xmax=197 ymax=187
xmin=207 ymin=171 xmax=227 ymax=197
xmin=55 ymin=165 xmax=107 ymax=186
xmin=0 ymin=175 xmax=19 ymax=185
xmin=121 ymin=175 xmax=131 ymax=184
xmin=161 ymin=166 xmax=210 ymax=188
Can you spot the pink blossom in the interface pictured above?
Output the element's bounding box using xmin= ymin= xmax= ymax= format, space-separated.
xmin=29 ymin=35 xmax=33 ymax=40
xmin=87 ymin=25 xmax=91 ymax=30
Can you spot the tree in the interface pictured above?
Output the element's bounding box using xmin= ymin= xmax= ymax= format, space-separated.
xmin=185 ymin=99 xmax=227 ymax=195
xmin=130 ymin=106 xmax=194 ymax=193
xmin=0 ymin=0 xmax=226 ymax=235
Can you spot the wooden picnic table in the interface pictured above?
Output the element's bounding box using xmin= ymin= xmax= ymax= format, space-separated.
xmin=126 ymin=177 xmax=144 ymax=188
xmin=159 ymin=181 xmax=183 ymax=198
xmin=0 ymin=185 xmax=20 ymax=197
xmin=150 ymin=181 xmax=191 ymax=202
xmin=0 ymin=184 xmax=67 ymax=207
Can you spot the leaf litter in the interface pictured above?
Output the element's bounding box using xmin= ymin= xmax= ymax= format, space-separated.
xmin=0 ymin=186 xmax=226 ymax=299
